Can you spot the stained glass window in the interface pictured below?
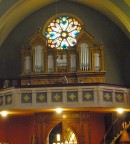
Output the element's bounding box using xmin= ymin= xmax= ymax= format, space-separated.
xmin=46 ymin=16 xmax=82 ymax=49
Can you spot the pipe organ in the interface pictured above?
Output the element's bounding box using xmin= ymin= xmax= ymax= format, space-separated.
xmin=20 ymin=29 xmax=105 ymax=85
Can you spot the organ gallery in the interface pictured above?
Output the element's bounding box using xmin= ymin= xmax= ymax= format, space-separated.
xmin=20 ymin=15 xmax=105 ymax=85
xmin=1 ymin=1 xmax=129 ymax=143
xmin=18 ymin=15 xmax=106 ymax=144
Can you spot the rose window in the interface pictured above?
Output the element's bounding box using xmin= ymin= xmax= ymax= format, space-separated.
xmin=46 ymin=16 xmax=82 ymax=49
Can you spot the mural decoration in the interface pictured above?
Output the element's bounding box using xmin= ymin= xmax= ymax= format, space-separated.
xmin=67 ymin=91 xmax=78 ymax=102
xmin=21 ymin=93 xmax=32 ymax=103
xmin=82 ymin=91 xmax=94 ymax=101
xmin=52 ymin=92 xmax=62 ymax=102
xmin=36 ymin=92 xmax=47 ymax=103
xmin=5 ymin=94 xmax=12 ymax=105
xmin=115 ymin=92 xmax=124 ymax=102
xmin=103 ymin=91 xmax=112 ymax=102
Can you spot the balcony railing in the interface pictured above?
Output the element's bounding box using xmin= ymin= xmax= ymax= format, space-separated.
xmin=0 ymin=83 xmax=129 ymax=110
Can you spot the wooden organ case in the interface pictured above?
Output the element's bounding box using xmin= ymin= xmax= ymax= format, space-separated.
xmin=20 ymin=29 xmax=105 ymax=85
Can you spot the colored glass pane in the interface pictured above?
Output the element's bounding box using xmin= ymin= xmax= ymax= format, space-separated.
xmin=46 ymin=16 xmax=81 ymax=49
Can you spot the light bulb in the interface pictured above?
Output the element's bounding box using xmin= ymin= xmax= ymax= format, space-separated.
xmin=55 ymin=108 xmax=62 ymax=114
xmin=116 ymin=108 xmax=124 ymax=114
xmin=1 ymin=111 xmax=8 ymax=117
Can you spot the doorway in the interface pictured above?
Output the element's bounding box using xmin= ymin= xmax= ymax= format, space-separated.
xmin=49 ymin=122 xmax=77 ymax=144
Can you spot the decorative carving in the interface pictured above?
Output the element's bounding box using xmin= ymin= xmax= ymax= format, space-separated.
xmin=34 ymin=112 xmax=90 ymax=144
xmin=20 ymin=27 xmax=106 ymax=85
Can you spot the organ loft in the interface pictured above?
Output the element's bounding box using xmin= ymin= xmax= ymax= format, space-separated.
xmin=20 ymin=15 xmax=105 ymax=85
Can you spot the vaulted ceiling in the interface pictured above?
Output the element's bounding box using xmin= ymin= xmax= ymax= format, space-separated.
xmin=0 ymin=0 xmax=130 ymax=47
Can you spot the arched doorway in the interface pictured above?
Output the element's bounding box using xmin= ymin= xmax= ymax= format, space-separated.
xmin=34 ymin=112 xmax=90 ymax=144
xmin=48 ymin=122 xmax=78 ymax=144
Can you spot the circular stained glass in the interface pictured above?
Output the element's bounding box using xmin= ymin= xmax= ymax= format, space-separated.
xmin=46 ymin=16 xmax=82 ymax=49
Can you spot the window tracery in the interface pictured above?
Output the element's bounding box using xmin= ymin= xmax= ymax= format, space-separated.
xmin=46 ymin=16 xmax=82 ymax=49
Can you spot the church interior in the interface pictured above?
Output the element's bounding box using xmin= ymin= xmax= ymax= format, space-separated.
xmin=0 ymin=0 xmax=130 ymax=144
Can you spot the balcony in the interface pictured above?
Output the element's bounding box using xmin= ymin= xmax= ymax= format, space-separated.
xmin=0 ymin=83 xmax=129 ymax=111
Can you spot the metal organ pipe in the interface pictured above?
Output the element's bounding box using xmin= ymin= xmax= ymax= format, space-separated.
xmin=84 ymin=45 xmax=87 ymax=71
xmin=25 ymin=56 xmax=31 ymax=74
xmin=83 ymin=46 xmax=85 ymax=70
xmin=80 ymin=46 xmax=82 ymax=70
xmin=48 ymin=55 xmax=54 ymax=72
xmin=71 ymin=54 xmax=76 ymax=71
xmin=86 ymin=46 xmax=89 ymax=70
xmin=94 ymin=53 xmax=100 ymax=71
xmin=83 ymin=46 xmax=85 ymax=71
xmin=35 ymin=46 xmax=43 ymax=73
xmin=80 ymin=43 xmax=89 ymax=71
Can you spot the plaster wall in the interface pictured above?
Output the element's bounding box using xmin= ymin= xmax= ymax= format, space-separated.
xmin=0 ymin=1 xmax=129 ymax=85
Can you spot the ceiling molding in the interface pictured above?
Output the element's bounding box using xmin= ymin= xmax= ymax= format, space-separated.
xmin=124 ymin=0 xmax=130 ymax=7
xmin=0 ymin=0 xmax=129 ymax=47
xmin=71 ymin=0 xmax=130 ymax=38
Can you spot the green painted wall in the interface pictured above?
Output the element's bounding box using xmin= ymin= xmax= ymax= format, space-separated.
xmin=0 ymin=0 xmax=18 ymax=17
xmin=0 ymin=1 xmax=130 ymax=85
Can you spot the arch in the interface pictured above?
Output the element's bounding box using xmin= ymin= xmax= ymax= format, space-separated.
xmin=48 ymin=122 xmax=62 ymax=144
xmin=47 ymin=122 xmax=79 ymax=144
xmin=63 ymin=123 xmax=79 ymax=144
xmin=0 ymin=0 xmax=129 ymax=47
xmin=46 ymin=121 xmax=62 ymax=144
xmin=43 ymin=13 xmax=84 ymax=34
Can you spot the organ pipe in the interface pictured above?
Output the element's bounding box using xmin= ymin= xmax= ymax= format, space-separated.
xmin=34 ymin=46 xmax=43 ymax=73
xmin=25 ymin=56 xmax=31 ymax=74
xmin=94 ymin=53 xmax=100 ymax=71
xmin=80 ymin=43 xmax=90 ymax=71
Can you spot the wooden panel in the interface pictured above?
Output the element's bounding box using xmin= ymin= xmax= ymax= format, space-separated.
xmin=34 ymin=112 xmax=90 ymax=144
